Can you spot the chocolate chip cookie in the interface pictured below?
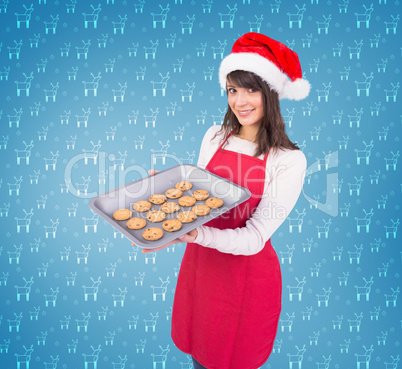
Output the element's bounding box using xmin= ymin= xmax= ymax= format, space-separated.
xmin=142 ymin=227 xmax=164 ymax=241
xmin=192 ymin=189 xmax=209 ymax=201
xmin=149 ymin=194 xmax=167 ymax=205
xmin=165 ymin=188 xmax=183 ymax=199
xmin=146 ymin=210 xmax=166 ymax=222
xmin=162 ymin=219 xmax=183 ymax=232
xmin=179 ymin=195 xmax=197 ymax=207
xmin=161 ymin=201 xmax=180 ymax=213
xmin=175 ymin=180 xmax=193 ymax=191
xmin=126 ymin=217 xmax=147 ymax=230
xmin=177 ymin=211 xmax=197 ymax=223
xmin=192 ymin=204 xmax=211 ymax=216
xmin=206 ymin=197 xmax=224 ymax=208
xmin=133 ymin=200 xmax=152 ymax=212
xmin=113 ymin=208 xmax=132 ymax=221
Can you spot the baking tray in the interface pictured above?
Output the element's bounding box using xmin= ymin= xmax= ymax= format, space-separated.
xmin=89 ymin=164 xmax=251 ymax=249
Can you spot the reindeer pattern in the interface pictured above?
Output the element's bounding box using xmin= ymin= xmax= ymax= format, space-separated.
xmin=0 ymin=2 xmax=400 ymax=369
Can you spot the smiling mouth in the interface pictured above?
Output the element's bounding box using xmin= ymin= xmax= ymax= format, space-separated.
xmin=237 ymin=109 xmax=254 ymax=116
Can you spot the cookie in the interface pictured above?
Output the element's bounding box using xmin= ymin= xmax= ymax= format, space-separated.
xmin=165 ymin=188 xmax=183 ymax=199
xmin=149 ymin=194 xmax=167 ymax=205
xmin=179 ymin=195 xmax=197 ymax=207
xmin=126 ymin=217 xmax=146 ymax=230
xmin=161 ymin=201 xmax=180 ymax=213
xmin=177 ymin=211 xmax=197 ymax=223
xmin=206 ymin=197 xmax=224 ymax=209
xmin=113 ymin=208 xmax=132 ymax=221
xmin=142 ymin=227 xmax=164 ymax=241
xmin=192 ymin=189 xmax=209 ymax=201
xmin=192 ymin=204 xmax=211 ymax=216
xmin=175 ymin=181 xmax=193 ymax=191
xmin=133 ymin=200 xmax=152 ymax=212
xmin=146 ymin=210 xmax=166 ymax=222
xmin=162 ymin=219 xmax=183 ymax=232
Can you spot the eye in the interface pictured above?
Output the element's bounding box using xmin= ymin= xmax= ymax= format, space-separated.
xmin=248 ymin=88 xmax=257 ymax=93
xmin=227 ymin=88 xmax=236 ymax=94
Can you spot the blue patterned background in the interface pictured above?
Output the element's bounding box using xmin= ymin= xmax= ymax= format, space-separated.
xmin=0 ymin=1 xmax=400 ymax=368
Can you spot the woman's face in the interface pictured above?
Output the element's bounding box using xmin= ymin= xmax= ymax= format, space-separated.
xmin=226 ymin=80 xmax=264 ymax=129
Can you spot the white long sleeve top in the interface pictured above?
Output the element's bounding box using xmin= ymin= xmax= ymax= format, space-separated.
xmin=193 ymin=125 xmax=307 ymax=256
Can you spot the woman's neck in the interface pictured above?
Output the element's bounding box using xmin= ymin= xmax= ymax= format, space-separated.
xmin=235 ymin=126 xmax=259 ymax=142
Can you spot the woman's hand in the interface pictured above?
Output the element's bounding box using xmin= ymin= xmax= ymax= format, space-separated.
xmin=131 ymin=228 xmax=198 ymax=253
xmin=148 ymin=169 xmax=159 ymax=175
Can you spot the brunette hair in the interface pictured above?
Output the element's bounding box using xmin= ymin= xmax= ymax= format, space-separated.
xmin=212 ymin=70 xmax=300 ymax=157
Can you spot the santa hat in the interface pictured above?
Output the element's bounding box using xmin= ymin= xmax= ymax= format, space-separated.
xmin=219 ymin=32 xmax=310 ymax=100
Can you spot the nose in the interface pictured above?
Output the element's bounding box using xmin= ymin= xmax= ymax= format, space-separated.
xmin=235 ymin=90 xmax=247 ymax=106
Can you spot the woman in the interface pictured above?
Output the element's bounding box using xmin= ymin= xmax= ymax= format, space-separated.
xmin=141 ymin=33 xmax=309 ymax=369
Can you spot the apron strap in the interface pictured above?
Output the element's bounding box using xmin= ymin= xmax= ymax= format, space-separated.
xmin=218 ymin=130 xmax=233 ymax=151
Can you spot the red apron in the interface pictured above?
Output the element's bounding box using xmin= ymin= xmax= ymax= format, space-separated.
xmin=171 ymin=132 xmax=282 ymax=369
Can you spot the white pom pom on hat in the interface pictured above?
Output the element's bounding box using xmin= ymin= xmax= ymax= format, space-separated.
xmin=219 ymin=32 xmax=311 ymax=100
